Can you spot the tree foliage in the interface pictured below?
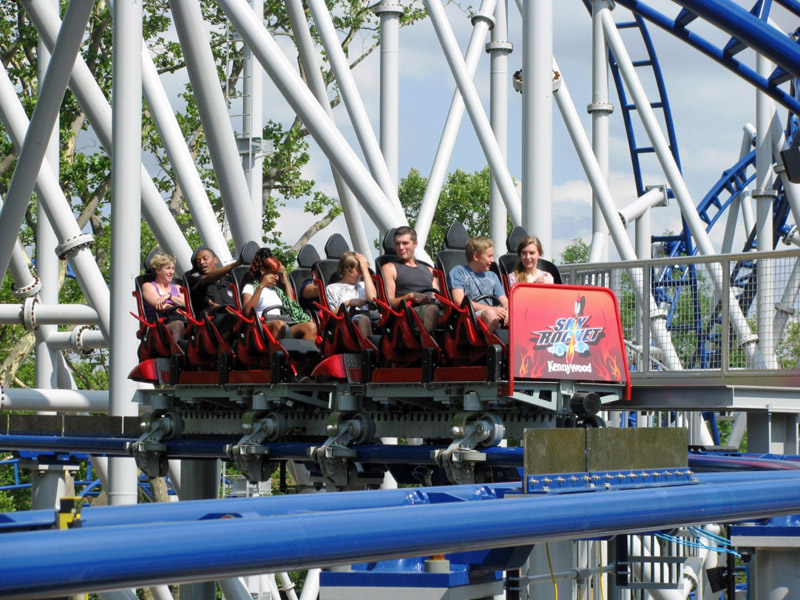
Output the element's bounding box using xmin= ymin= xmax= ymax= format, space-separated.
xmin=398 ymin=166 xmax=509 ymax=256
xmin=0 ymin=0 xmax=428 ymax=390
xmin=560 ymin=237 xmax=589 ymax=264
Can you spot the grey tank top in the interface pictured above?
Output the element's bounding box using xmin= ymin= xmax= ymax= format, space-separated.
xmin=394 ymin=262 xmax=434 ymax=297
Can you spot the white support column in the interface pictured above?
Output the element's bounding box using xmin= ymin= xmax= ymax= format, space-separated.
xmin=18 ymin=459 xmax=78 ymax=510
xmin=22 ymin=0 xmax=194 ymax=273
xmin=488 ymin=0 xmax=511 ymax=250
xmin=217 ymin=0 xmax=407 ymax=235
xmin=721 ymin=126 xmax=758 ymax=254
xmin=552 ymin=58 xmax=682 ymax=370
xmin=0 ymin=387 xmax=108 ymax=414
xmin=108 ymin=0 xmax=142 ymax=509
xmin=376 ymin=1 xmax=403 ymax=188
xmin=423 ymin=0 xmax=521 ymax=224
xmin=0 ymin=303 xmax=100 ymax=325
xmin=635 ymin=210 xmax=651 ymax=261
xmin=416 ymin=0 xmax=498 ymax=248
xmin=242 ymin=0 xmax=265 ymax=221
xmin=218 ymin=577 xmax=252 ymax=600
xmin=588 ymin=0 xmax=613 ymax=262
xmin=8 ymin=242 xmax=39 ymax=298
xmin=755 ymin=52 xmax=778 ymax=368
xmin=522 ymin=0 xmax=553 ymax=251
xmin=284 ymin=0 xmax=372 ymax=257
xmin=618 ymin=187 xmax=668 ymax=226
xmin=299 ymin=569 xmax=321 ymax=600
xmin=106 ymin=0 xmax=231 ymax=261
xmin=0 ymin=0 xmax=94 ymax=284
xmin=180 ymin=460 xmax=222 ymax=600
xmin=35 ymin=0 xmax=60 ymax=393
xmin=307 ymin=0 xmax=406 ymax=223
xmin=46 ymin=329 xmax=107 ymax=352
xmin=170 ymin=0 xmax=261 ymax=252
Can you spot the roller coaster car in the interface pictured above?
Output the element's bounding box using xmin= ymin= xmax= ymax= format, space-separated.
xmin=178 ymin=297 xmax=236 ymax=385
xmin=436 ymin=293 xmax=507 ymax=376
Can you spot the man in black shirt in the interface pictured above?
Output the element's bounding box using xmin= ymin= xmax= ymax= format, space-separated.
xmin=381 ymin=226 xmax=440 ymax=333
xmin=186 ymin=246 xmax=243 ymax=338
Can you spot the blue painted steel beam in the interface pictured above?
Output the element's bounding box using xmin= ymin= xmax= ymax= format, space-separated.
xmin=670 ymin=0 xmax=800 ymax=78
xmin=613 ymin=0 xmax=800 ymax=116
xmin=0 ymin=435 xmax=525 ymax=466
xmin=775 ymin=0 xmax=800 ymax=17
xmin=689 ymin=453 xmax=800 ymax=471
xmin=0 ymin=481 xmax=504 ymax=532
xmin=0 ymin=435 xmax=232 ymax=458
xmin=4 ymin=472 xmax=798 ymax=533
xmin=2 ymin=476 xmax=800 ymax=598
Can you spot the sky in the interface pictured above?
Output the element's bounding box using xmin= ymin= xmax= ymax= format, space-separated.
xmin=260 ymin=0 xmax=798 ymax=262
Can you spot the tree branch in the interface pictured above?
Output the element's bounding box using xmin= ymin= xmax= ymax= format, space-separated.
xmin=77 ymin=172 xmax=112 ymax=230
xmin=0 ymin=331 xmax=35 ymax=388
xmin=291 ymin=210 xmax=338 ymax=252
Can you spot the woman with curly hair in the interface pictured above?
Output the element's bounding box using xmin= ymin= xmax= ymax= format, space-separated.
xmin=241 ymin=248 xmax=316 ymax=340
xmin=142 ymin=251 xmax=187 ymax=341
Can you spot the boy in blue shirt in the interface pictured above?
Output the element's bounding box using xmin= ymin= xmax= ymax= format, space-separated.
xmin=448 ymin=236 xmax=509 ymax=333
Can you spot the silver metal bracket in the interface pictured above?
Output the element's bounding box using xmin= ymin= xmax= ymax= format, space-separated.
xmin=128 ymin=411 xmax=183 ymax=479
xmin=227 ymin=411 xmax=286 ymax=482
xmin=309 ymin=412 xmax=375 ymax=489
xmin=433 ymin=412 xmax=505 ymax=484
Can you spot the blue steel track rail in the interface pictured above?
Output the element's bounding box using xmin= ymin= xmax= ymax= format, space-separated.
xmin=2 ymin=473 xmax=800 ymax=599
xmin=614 ymin=0 xmax=800 ymax=116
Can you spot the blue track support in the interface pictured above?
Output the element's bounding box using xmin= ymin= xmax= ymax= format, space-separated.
xmin=583 ymin=1 xmax=683 ymax=200
xmin=2 ymin=475 xmax=800 ymax=598
xmin=689 ymin=453 xmax=800 ymax=471
xmin=0 ymin=434 xmax=527 ymax=468
xmin=0 ymin=481 xmax=519 ymax=532
xmin=613 ymin=0 xmax=800 ymax=116
xmin=671 ymin=0 xmax=800 ymax=78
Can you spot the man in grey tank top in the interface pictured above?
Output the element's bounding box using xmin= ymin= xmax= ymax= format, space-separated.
xmin=381 ymin=226 xmax=440 ymax=333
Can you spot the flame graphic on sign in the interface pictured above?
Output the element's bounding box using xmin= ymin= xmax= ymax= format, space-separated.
xmin=566 ymin=316 xmax=578 ymax=363
xmin=607 ymin=355 xmax=621 ymax=380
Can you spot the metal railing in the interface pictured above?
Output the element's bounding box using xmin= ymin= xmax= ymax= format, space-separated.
xmin=560 ymin=249 xmax=800 ymax=384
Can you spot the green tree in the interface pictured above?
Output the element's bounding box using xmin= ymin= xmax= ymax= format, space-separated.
xmin=560 ymin=237 xmax=589 ymax=264
xmin=0 ymin=0 xmax=429 ymax=389
xmin=399 ymin=166 xmax=509 ymax=256
xmin=0 ymin=1 xmax=429 ymax=512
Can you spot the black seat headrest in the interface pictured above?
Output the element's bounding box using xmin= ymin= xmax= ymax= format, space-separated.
xmin=506 ymin=226 xmax=528 ymax=253
xmin=443 ymin=222 xmax=469 ymax=250
xmin=297 ymin=244 xmax=320 ymax=268
xmin=142 ymin=248 xmax=162 ymax=274
xmin=382 ymin=228 xmax=398 ymax=255
xmin=240 ymin=240 xmax=261 ymax=265
xmin=324 ymin=234 xmax=350 ymax=259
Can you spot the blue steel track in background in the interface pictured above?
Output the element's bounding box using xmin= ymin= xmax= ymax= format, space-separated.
xmin=595 ymin=0 xmax=800 ymax=368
